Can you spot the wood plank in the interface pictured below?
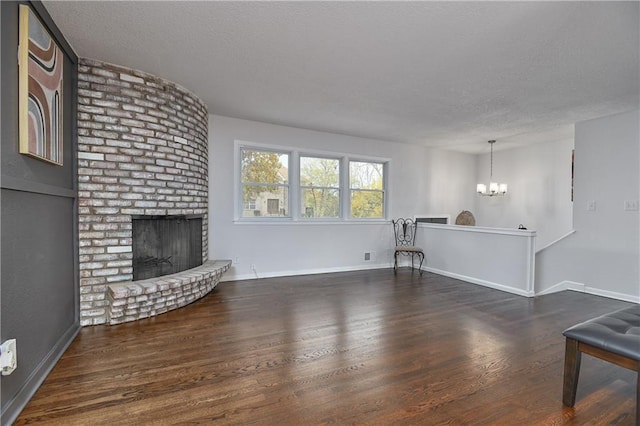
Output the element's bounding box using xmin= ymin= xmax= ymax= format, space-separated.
xmin=15 ymin=269 xmax=637 ymax=425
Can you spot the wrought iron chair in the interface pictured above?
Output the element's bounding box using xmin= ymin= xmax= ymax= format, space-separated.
xmin=392 ymin=218 xmax=424 ymax=274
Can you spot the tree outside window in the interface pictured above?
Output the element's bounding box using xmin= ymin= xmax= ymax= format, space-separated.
xmin=237 ymin=144 xmax=388 ymax=221
xmin=300 ymin=156 xmax=340 ymax=218
xmin=349 ymin=161 xmax=384 ymax=218
xmin=241 ymin=149 xmax=289 ymax=217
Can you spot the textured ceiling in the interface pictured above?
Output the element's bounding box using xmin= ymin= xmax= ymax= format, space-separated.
xmin=42 ymin=1 xmax=639 ymax=153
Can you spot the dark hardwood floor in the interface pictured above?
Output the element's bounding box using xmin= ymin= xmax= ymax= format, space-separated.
xmin=15 ymin=269 xmax=637 ymax=425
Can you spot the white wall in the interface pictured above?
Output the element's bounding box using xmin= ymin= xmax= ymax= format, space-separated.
xmin=419 ymin=224 xmax=536 ymax=297
xmin=208 ymin=115 xmax=476 ymax=280
xmin=536 ymin=110 xmax=639 ymax=301
xmin=208 ymin=112 xmax=639 ymax=303
xmin=424 ymin=148 xmax=477 ymax=219
xmin=474 ymin=138 xmax=575 ymax=249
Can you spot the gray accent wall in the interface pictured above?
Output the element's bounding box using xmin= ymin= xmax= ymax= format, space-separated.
xmin=1 ymin=1 xmax=78 ymax=423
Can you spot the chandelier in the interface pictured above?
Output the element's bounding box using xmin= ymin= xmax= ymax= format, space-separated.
xmin=476 ymin=140 xmax=507 ymax=196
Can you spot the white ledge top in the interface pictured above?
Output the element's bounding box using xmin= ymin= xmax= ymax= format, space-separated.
xmin=418 ymin=223 xmax=536 ymax=237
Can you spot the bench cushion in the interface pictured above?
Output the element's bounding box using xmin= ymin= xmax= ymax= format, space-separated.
xmin=563 ymin=305 xmax=640 ymax=361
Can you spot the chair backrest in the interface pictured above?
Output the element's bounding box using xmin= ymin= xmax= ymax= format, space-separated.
xmin=392 ymin=218 xmax=418 ymax=247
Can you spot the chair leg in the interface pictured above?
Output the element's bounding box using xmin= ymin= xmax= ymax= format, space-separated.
xmin=394 ymin=251 xmax=398 ymax=272
xmin=417 ymin=253 xmax=424 ymax=275
xmin=563 ymin=338 xmax=582 ymax=407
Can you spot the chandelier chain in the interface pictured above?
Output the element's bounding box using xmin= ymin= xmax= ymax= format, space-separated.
xmin=490 ymin=140 xmax=494 ymax=180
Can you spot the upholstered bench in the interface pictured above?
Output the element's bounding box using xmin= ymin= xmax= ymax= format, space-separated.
xmin=562 ymin=305 xmax=640 ymax=424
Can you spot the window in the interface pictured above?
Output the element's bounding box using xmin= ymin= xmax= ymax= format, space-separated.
xmin=300 ymin=156 xmax=340 ymax=218
xmin=243 ymin=200 xmax=256 ymax=211
xmin=240 ymin=148 xmax=289 ymax=217
xmin=349 ymin=161 xmax=385 ymax=219
xmin=236 ymin=142 xmax=387 ymax=221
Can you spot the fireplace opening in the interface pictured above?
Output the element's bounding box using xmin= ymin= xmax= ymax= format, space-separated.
xmin=132 ymin=215 xmax=203 ymax=281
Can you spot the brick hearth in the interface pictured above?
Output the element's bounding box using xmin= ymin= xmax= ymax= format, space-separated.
xmin=107 ymin=260 xmax=230 ymax=325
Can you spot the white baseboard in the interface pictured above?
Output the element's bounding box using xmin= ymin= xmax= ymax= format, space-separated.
xmin=221 ymin=263 xmax=393 ymax=282
xmin=536 ymin=280 xmax=640 ymax=303
xmin=536 ymin=280 xmax=584 ymax=295
xmin=221 ymin=265 xmax=639 ymax=304
xmin=423 ymin=266 xmax=534 ymax=297
xmin=583 ymin=286 xmax=640 ymax=303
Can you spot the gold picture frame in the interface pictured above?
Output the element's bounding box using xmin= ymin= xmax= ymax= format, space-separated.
xmin=18 ymin=4 xmax=64 ymax=165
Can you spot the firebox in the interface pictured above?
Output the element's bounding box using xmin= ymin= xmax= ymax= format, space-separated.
xmin=131 ymin=215 xmax=203 ymax=281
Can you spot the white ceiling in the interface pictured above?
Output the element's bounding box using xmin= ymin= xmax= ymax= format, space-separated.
xmin=42 ymin=1 xmax=639 ymax=154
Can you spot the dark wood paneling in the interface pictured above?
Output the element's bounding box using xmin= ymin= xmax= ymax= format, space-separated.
xmin=15 ymin=269 xmax=636 ymax=424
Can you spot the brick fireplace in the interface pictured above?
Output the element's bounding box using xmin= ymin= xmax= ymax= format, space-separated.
xmin=77 ymin=58 xmax=228 ymax=325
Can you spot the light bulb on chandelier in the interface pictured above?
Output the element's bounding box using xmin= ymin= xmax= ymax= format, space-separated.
xmin=477 ymin=140 xmax=507 ymax=196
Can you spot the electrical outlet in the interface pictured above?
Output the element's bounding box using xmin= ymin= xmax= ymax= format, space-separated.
xmin=234 ymin=256 xmax=240 ymax=265
xmin=587 ymin=201 xmax=596 ymax=211
xmin=0 ymin=339 xmax=17 ymax=376
xmin=250 ymin=264 xmax=256 ymax=271
xmin=364 ymin=252 xmax=371 ymax=261
xmin=624 ymin=200 xmax=639 ymax=211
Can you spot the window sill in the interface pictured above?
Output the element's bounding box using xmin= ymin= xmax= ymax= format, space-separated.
xmin=233 ymin=218 xmax=389 ymax=226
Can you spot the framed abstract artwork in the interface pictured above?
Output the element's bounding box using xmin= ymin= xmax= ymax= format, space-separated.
xmin=18 ymin=4 xmax=64 ymax=165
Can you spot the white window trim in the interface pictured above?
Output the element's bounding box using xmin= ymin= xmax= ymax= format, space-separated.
xmin=234 ymin=140 xmax=390 ymax=223
xmin=235 ymin=141 xmax=293 ymax=221
xmin=347 ymin=159 xmax=388 ymax=220
xmin=300 ymin=154 xmax=342 ymax=220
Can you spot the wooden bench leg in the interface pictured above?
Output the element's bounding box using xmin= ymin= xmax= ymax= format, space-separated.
xmin=563 ymin=337 xmax=582 ymax=407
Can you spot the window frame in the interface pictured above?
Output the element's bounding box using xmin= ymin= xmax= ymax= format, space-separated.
xmin=299 ymin=154 xmax=342 ymax=220
xmin=237 ymin=144 xmax=292 ymax=220
xmin=347 ymin=159 xmax=387 ymax=220
xmin=234 ymin=140 xmax=389 ymax=223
